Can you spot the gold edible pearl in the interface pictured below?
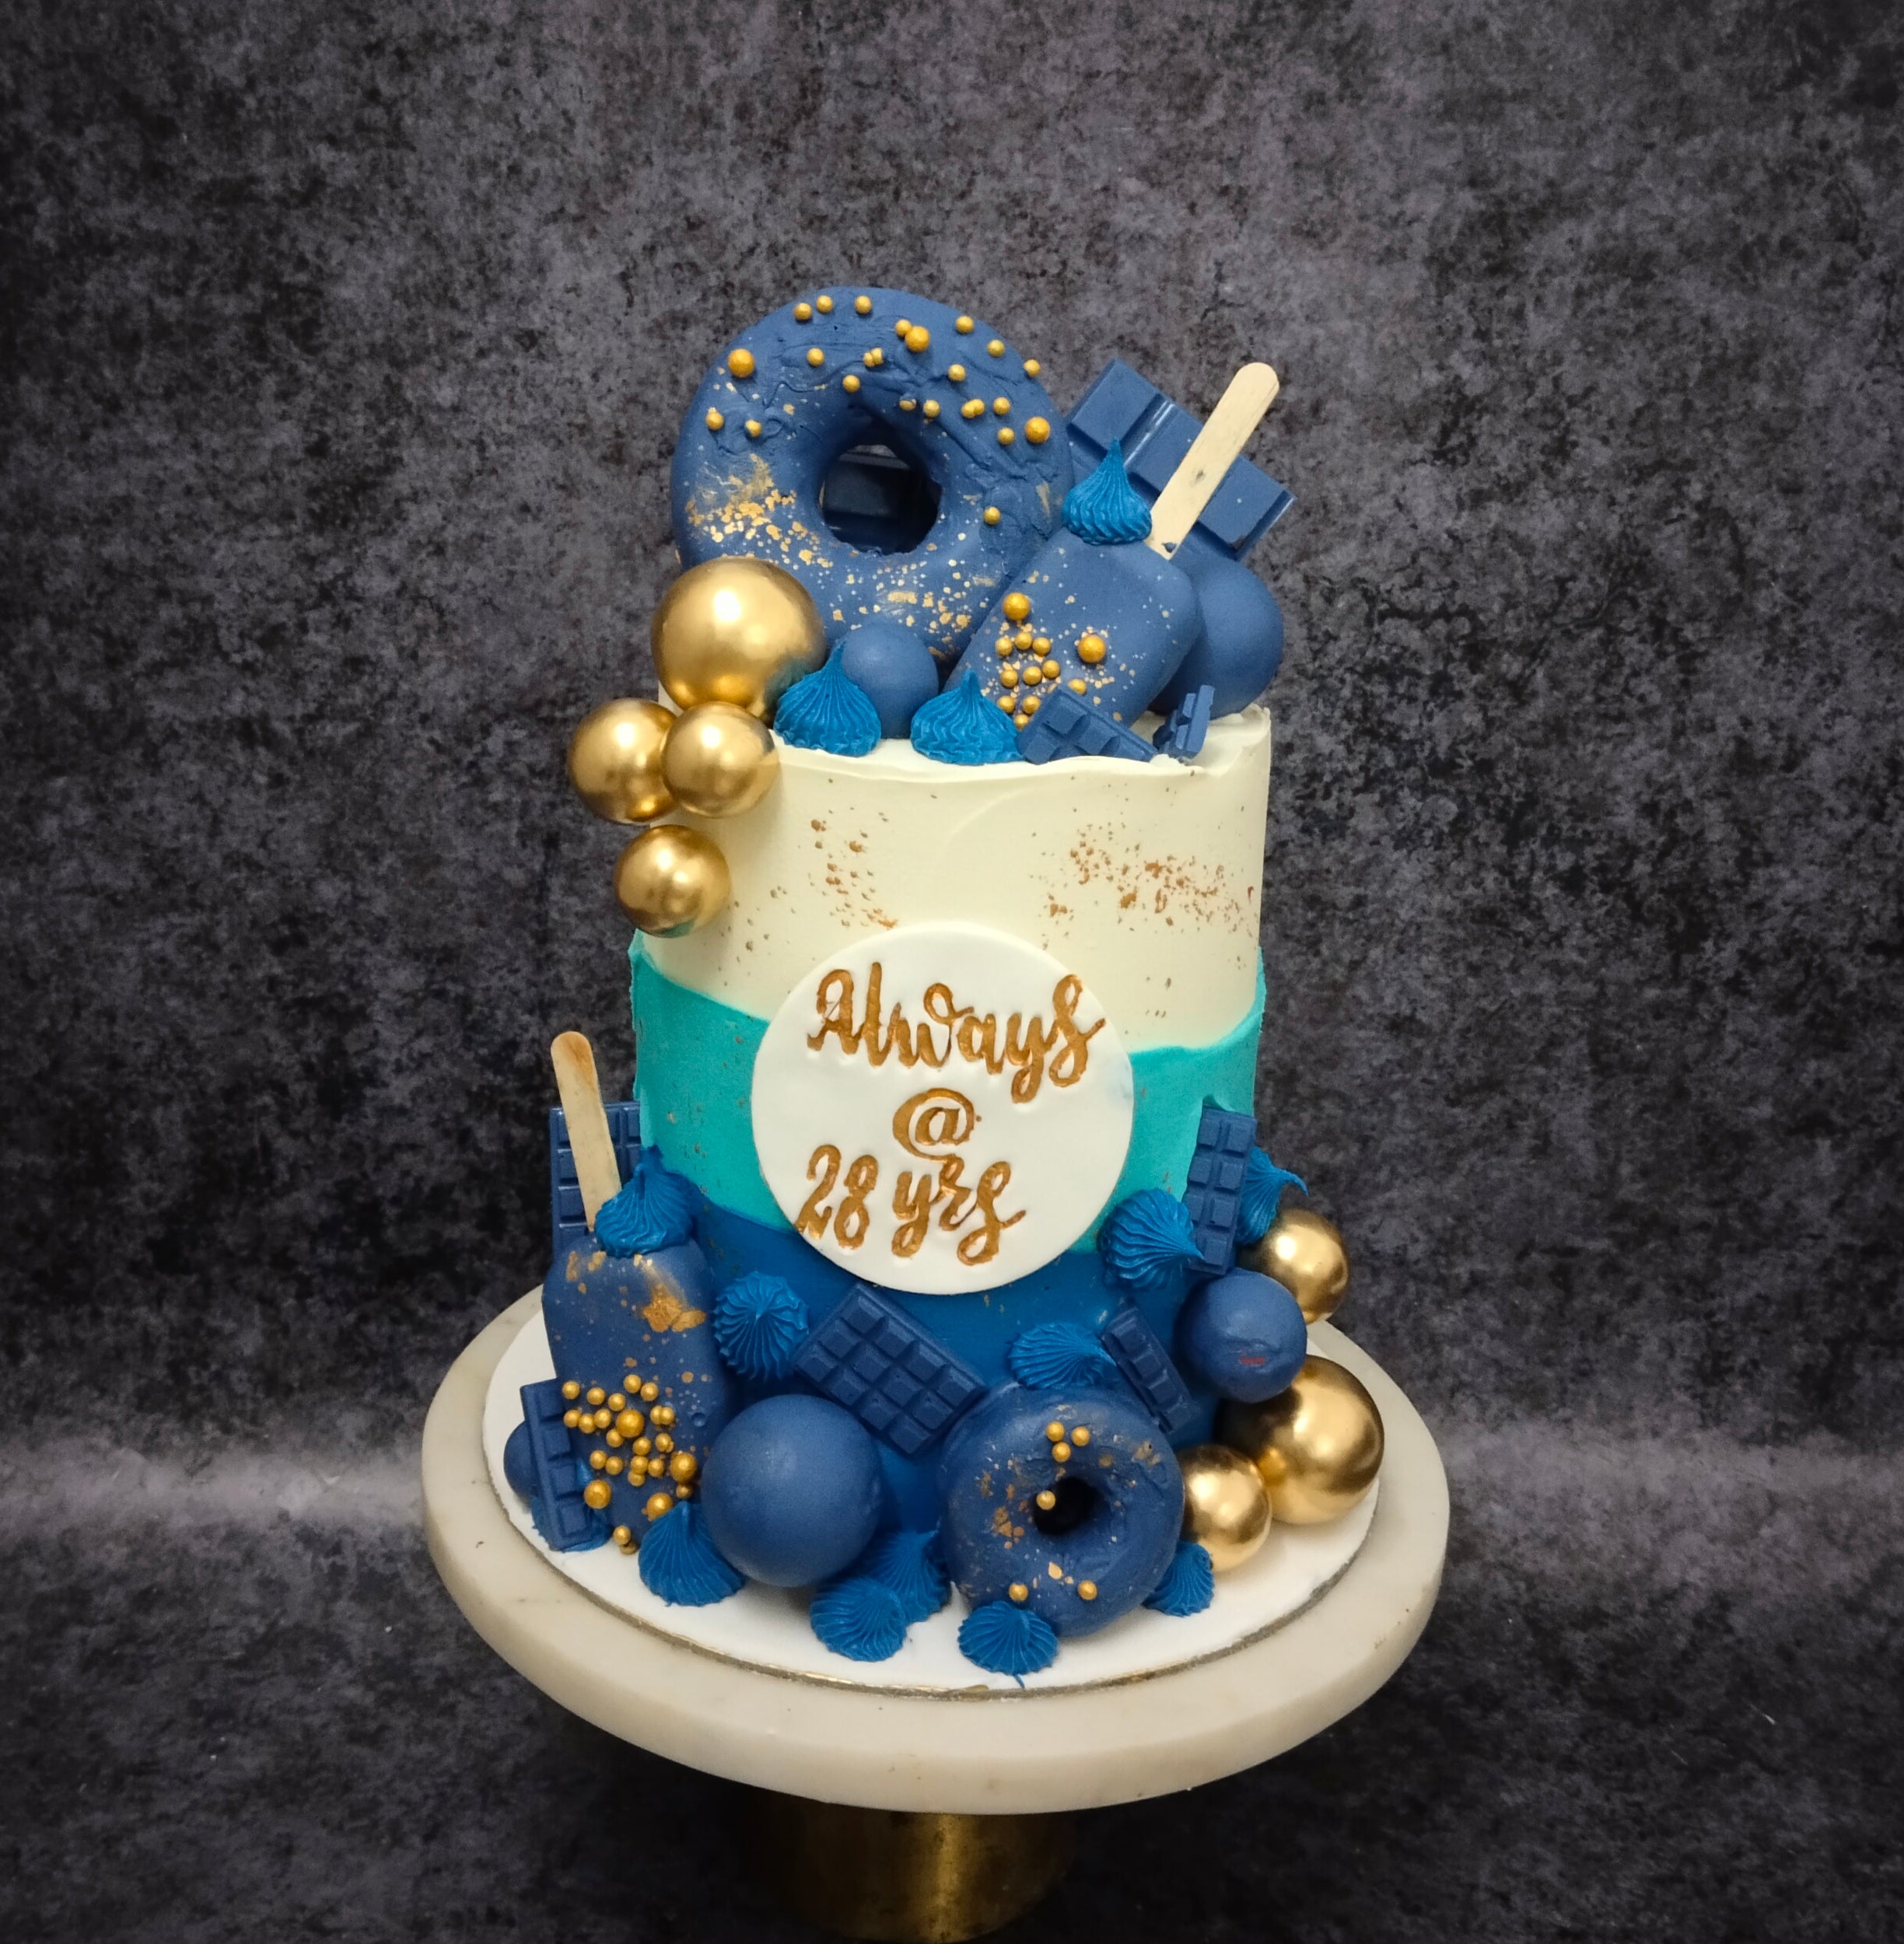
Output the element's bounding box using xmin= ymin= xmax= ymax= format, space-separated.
xmin=1045 ymin=1422 xmax=1066 ymax=1442
xmin=705 ymin=407 xmax=724 ymax=431
xmin=947 ymin=363 xmax=967 ymax=383
xmin=744 ymin=419 xmax=761 ymax=437
xmin=611 ymin=1525 xmax=633 ymax=1547
xmin=1021 ymin=665 xmax=1042 ymax=687
xmin=654 ymin=1432 xmax=674 ymax=1454
xmin=999 ymin=666 xmax=1019 ymax=689
xmin=674 ymin=1482 xmax=695 ymax=1500
xmin=562 ymin=1408 xmax=580 ymax=1428
xmin=616 ymin=1409 xmax=645 ymax=1438
xmin=905 ymin=326 xmax=930 ymax=352
xmin=1070 ymin=1427 xmax=1090 ymax=1446
xmin=923 ymin=399 xmax=941 ymax=419
xmin=1033 ymin=635 xmax=1051 ymax=652
xmin=670 ymin=1451 xmax=699 ymax=1483
xmin=1025 ymin=416 xmax=1050 ymax=443
xmin=1069 ymin=678 xmax=1087 ymax=693
xmin=607 ymin=1393 xmax=625 ymax=1411
xmin=582 ymin=1480 xmax=613 ymax=1510
xmin=997 ymin=697 xmax=1015 ymax=712
xmin=1078 ymin=633 xmax=1107 ymax=664
xmin=652 ymin=1404 xmax=676 ymax=1427
xmin=899 ymin=397 xmax=916 ymax=411
xmin=996 ymin=427 xmax=1014 ymax=446
xmin=726 ymin=348 xmax=755 ymax=379
xmin=589 ymin=1449 xmax=607 ymax=1471
xmin=1008 ymin=1582 xmax=1028 ymax=1603
xmin=843 ymin=373 xmax=861 ymax=393
xmin=955 ymin=315 xmax=975 ymax=334
xmin=961 ymin=399 xmax=985 ymax=419
xmin=1003 ymin=593 xmax=1031 ymax=623
xmin=562 ymin=1381 xmax=581 ymax=1400
xmin=854 ymin=294 xmax=872 ymax=314
xmin=648 ymin=1457 xmax=666 ymax=1477
xmin=646 ymin=1492 xmax=675 ymax=1521
xmin=863 ymin=347 xmax=884 ymax=368
xmin=1021 ymin=696 xmax=1039 ymax=715
xmin=594 ymin=1407 xmax=613 ymax=1430
xmin=641 ymin=1382 xmax=660 ymax=1401
xmin=604 ymin=1456 xmax=625 ymax=1476
xmin=983 ymin=505 xmax=1000 ymax=524
xmin=1177 ymin=1442 xmax=1272 ymax=1571
xmin=816 ymin=295 xmax=834 ymax=313
xmin=1078 ymin=1581 xmax=1098 ymax=1601
xmin=605 ymin=1429 xmax=623 ymax=1448
xmin=1014 ymin=628 xmax=1033 ymax=649
xmin=1035 ymin=1489 xmax=1057 ymax=1511
xmin=992 ymin=397 xmax=1010 ymax=415
xmin=995 ymin=638 xmax=1013 ymax=657
xmin=895 ymin=318 xmax=912 ymax=334
xmin=1024 ymin=358 xmax=1041 ymax=377
xmin=1051 ymin=1440 xmax=1071 ymax=1461
xmin=793 ymin=302 xmax=813 ymax=322
xmin=1041 ymin=659 xmax=1060 ymax=680
xmin=806 ymin=347 xmax=824 ymax=367
xmin=586 ymin=1387 xmax=606 ymax=1406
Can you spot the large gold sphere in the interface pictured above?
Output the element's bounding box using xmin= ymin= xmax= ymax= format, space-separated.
xmin=651 ymin=557 xmax=827 ymax=718
xmin=1177 ymin=1442 xmax=1272 ymax=1572
xmin=1239 ymin=1207 xmax=1350 ymax=1323
xmin=565 ymin=698 xmax=675 ymax=824
xmin=613 ymin=825 xmax=731 ymax=936
xmin=661 ymin=701 xmax=779 ymax=818
xmin=1218 ymin=1356 xmax=1384 ymax=1526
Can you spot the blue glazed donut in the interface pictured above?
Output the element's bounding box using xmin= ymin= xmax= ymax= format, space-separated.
xmin=935 ymin=1383 xmax=1184 ymax=1639
xmin=670 ymin=289 xmax=1073 ymax=670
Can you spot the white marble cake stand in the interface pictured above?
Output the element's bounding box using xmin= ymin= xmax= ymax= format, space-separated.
xmin=424 ymin=1292 xmax=1448 ymax=1941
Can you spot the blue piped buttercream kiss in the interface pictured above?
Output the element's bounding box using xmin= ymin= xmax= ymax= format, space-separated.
xmin=774 ymin=646 xmax=883 ymax=757
xmin=852 ymin=1526 xmax=950 ymax=1624
xmin=1237 ymin=1149 xmax=1309 ymax=1246
xmin=957 ymin=1599 xmax=1059 ymax=1680
xmin=1062 ymin=439 xmax=1152 ymax=546
xmin=909 ymin=670 xmax=1022 ymax=766
xmin=1007 ymin=1322 xmax=1118 ymax=1391
xmin=712 ymin=1271 xmax=809 ymax=1381
xmin=593 ymin=1147 xmax=699 ymax=1256
xmin=1144 ymin=1541 xmax=1216 ymax=1617
xmin=637 ymin=1502 xmax=745 ymax=1607
xmin=810 ymin=1576 xmax=908 ymax=1662
xmin=1097 ymin=1188 xmax=1206 ymax=1289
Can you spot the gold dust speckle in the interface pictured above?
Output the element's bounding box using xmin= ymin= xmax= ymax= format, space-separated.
xmin=961 ymin=398 xmax=985 ymax=420
xmin=854 ymin=294 xmax=873 ymax=314
xmin=1048 ymin=1561 xmax=1064 ymax=1579
xmin=983 ymin=505 xmax=1000 ymax=525
xmin=726 ymin=348 xmax=755 ymax=379
xmin=955 ymin=314 xmax=975 ymax=334
xmin=704 ymin=407 xmax=724 ymax=431
xmin=806 ymin=347 xmax=824 ymax=367
xmin=1025 ymin=415 xmax=1051 ymax=443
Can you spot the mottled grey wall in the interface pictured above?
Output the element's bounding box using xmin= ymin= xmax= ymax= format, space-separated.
xmin=4 ymin=3 xmax=1900 ymax=1939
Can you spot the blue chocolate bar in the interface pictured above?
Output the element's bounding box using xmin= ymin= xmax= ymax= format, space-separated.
xmin=548 ymin=1099 xmax=642 ymax=1258
xmin=1099 ymin=1301 xmax=1199 ymax=1437
xmin=1017 ymin=687 xmax=1157 ymax=764
xmin=1181 ymin=1104 xmax=1258 ymax=1275
xmin=793 ymin=1285 xmax=985 ymax=1456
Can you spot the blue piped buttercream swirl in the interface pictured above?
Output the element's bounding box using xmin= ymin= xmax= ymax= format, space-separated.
xmin=1008 ymin=1323 xmax=1119 ymax=1391
xmin=1237 ymin=1149 xmax=1309 ymax=1246
xmin=594 ymin=1147 xmax=699 ymax=1256
xmin=1097 ymin=1188 xmax=1204 ymax=1289
xmin=909 ymin=670 xmax=1022 ymax=766
xmin=852 ymin=1527 xmax=950 ymax=1624
xmin=637 ymin=1502 xmax=745 ymax=1606
xmin=774 ymin=645 xmax=883 ymax=757
xmin=1062 ymin=440 xmax=1152 ymax=546
xmin=810 ymin=1576 xmax=908 ymax=1661
xmin=1143 ymin=1540 xmax=1215 ymax=1617
xmin=957 ymin=1599 xmax=1059 ymax=1680
xmin=712 ymin=1271 xmax=808 ymax=1381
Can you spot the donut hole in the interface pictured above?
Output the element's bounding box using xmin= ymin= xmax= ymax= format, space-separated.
xmin=1031 ymin=1475 xmax=1101 ymax=1540
xmin=819 ymin=443 xmax=940 ymax=554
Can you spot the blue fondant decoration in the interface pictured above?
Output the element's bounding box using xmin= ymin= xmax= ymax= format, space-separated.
xmin=774 ymin=645 xmax=883 ymax=757
xmin=1099 ymin=1189 xmax=1206 ymax=1289
xmin=511 ymin=1379 xmax=609 ymax=1553
xmin=1144 ymin=1541 xmax=1216 ymax=1617
xmin=936 ymin=1383 xmax=1185 ymax=1637
xmin=909 ymin=670 xmax=1022 ymax=766
xmin=957 ymin=1600 xmax=1059 ymax=1680
xmin=1237 ymin=1149 xmax=1309 ymax=1246
xmin=850 ymin=1526 xmax=950 ymax=1624
xmin=1177 ymin=1268 xmax=1310 ymax=1403
xmin=793 ymin=1284 xmax=986 ymax=1455
xmin=638 ymin=1502 xmax=746 ymax=1606
xmin=836 ymin=620 xmax=941 ymax=739
xmin=1007 ymin=1322 xmax=1119 ymax=1392
xmin=502 ymin=1421 xmax=536 ymax=1500
xmin=1099 ymin=1301 xmax=1199 ymax=1438
xmin=1017 ymin=686 xmax=1157 ymax=765
xmin=948 ymin=527 xmax=1202 ymax=727
xmin=1182 ymin=1105 xmax=1257 ymax=1274
xmin=629 ymin=941 xmax=1263 ymax=1243
xmin=810 ymin=1576 xmax=908 ymax=1663
xmin=1061 ymin=439 xmax=1152 ymax=546
xmin=671 ymin=289 xmax=1073 ymax=670
xmin=593 ymin=1147 xmax=698 ymax=1257
xmin=712 ymin=1271 xmax=809 ymax=1382
xmin=700 ymin=1393 xmax=885 ymax=1587
xmin=1153 ymin=684 xmax=1215 ymax=760
xmin=548 ymin=1099 xmax=642 ymax=1260
xmin=1153 ymin=554 xmax=1285 ymax=717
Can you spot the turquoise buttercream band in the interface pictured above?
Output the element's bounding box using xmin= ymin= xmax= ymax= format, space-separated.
xmin=628 ymin=940 xmax=1265 ymax=1244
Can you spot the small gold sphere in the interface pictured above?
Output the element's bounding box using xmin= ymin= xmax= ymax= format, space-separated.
xmin=983 ymin=505 xmax=999 ymax=524
xmin=582 ymin=1479 xmax=613 ymax=1509
xmin=996 ymin=427 xmax=1014 ymax=446
xmin=992 ymin=397 xmax=1011 ymax=416
xmin=1178 ymin=1443 xmax=1272 ymax=1571
xmin=854 ymin=294 xmax=873 ymax=315
xmin=1239 ymin=1208 xmax=1351 ymax=1323
xmin=1070 ymin=1426 xmax=1090 ymax=1446
xmin=806 ymin=346 xmax=824 ymax=367
xmin=1219 ymin=1358 xmax=1384 ymax=1526
xmin=605 ymin=1428 xmax=623 ymax=1448
xmin=651 ymin=556 xmax=828 ymax=718
xmin=562 ymin=1408 xmax=580 ymax=1428
xmin=1051 ymin=1441 xmax=1072 ymax=1462
xmin=670 ymin=1451 xmax=698 ymax=1483
xmin=816 ymin=295 xmax=834 ymax=313
xmin=594 ymin=1407 xmax=613 ymax=1430
xmin=611 ymin=1524 xmax=632 ymax=1547
xmin=986 ymin=338 xmax=1005 ymax=356
xmin=632 ymin=1437 xmax=652 ymax=1457
xmin=705 ymin=407 xmax=724 ymax=432
xmin=1005 ymin=593 xmax=1032 ymax=623
xmin=586 ymin=1387 xmax=606 ymax=1406
xmin=567 ymin=698 xmax=675 ymax=823
xmin=588 ymin=1449 xmax=607 ymax=1471
xmin=1021 ymin=697 xmax=1039 ymax=716
xmin=1008 ymin=1582 xmax=1028 ymax=1603
xmin=793 ymin=301 xmax=813 ymax=322
xmin=607 ymin=1392 xmax=625 ymax=1411
xmin=961 ymin=398 xmax=985 ymax=419
xmin=999 ymin=667 xmax=1019 ymax=690
xmin=615 ymin=1408 xmax=645 ymax=1439
xmin=1041 ymin=659 xmax=1060 ymax=680
xmin=905 ymin=326 xmax=930 ymax=352
xmin=1078 ymin=633 xmax=1107 ymax=665
xmin=955 ymin=315 xmax=975 ymax=334
xmin=923 ymin=399 xmax=941 ymax=418
xmin=641 ymin=1381 xmax=660 ymax=1402
xmin=1024 ymin=358 xmax=1041 ymax=377
xmin=674 ymin=1481 xmax=695 ymax=1500
xmin=948 ymin=363 xmax=967 ymax=383
xmin=647 ymin=1456 xmax=667 ymax=1477
xmin=1025 ymin=415 xmax=1051 ymax=443
xmin=654 ymin=1432 xmax=674 ymax=1454
xmin=1078 ymin=1581 xmax=1097 ymax=1601
xmin=1045 ymin=1421 xmax=1065 ymax=1443
xmin=604 ymin=1456 xmax=625 ymax=1476
xmin=1035 ymin=1489 xmax=1057 ymax=1511
xmin=614 ymin=825 xmax=731 ymax=937
xmin=843 ymin=373 xmax=862 ymax=393
xmin=660 ymin=702 xmax=779 ymax=819
xmin=1013 ymin=627 xmax=1034 ymax=649
xmin=645 ymin=1492 xmax=676 ymax=1522
xmin=652 ymin=1404 xmax=677 ymax=1427
xmin=726 ymin=347 xmax=755 ymax=379
xmin=561 ymin=1380 xmax=581 ymax=1400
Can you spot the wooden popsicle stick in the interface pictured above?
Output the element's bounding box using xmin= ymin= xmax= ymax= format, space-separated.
xmin=550 ymin=1031 xmax=623 ymax=1226
xmin=1143 ymin=362 xmax=1280 ymax=559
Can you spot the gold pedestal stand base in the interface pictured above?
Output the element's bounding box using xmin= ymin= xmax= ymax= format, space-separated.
xmin=742 ymin=1789 xmax=1078 ymax=1942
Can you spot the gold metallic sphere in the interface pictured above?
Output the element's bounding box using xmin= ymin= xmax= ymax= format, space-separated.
xmin=1240 ymin=1208 xmax=1350 ymax=1324
xmin=645 ymin=1492 xmax=676 ymax=1522
xmin=581 ymin=1479 xmax=613 ymax=1510
xmin=614 ymin=824 xmax=731 ymax=936
xmin=650 ymin=557 xmax=827 ymax=719
xmin=1219 ymin=1357 xmax=1384 ymax=1526
xmin=614 ymin=1408 xmax=645 ymax=1439
xmin=661 ymin=702 xmax=779 ymax=818
xmin=1177 ymin=1443 xmax=1272 ymax=1571
xmin=651 ymin=1404 xmax=677 ymax=1428
xmin=669 ymin=1451 xmax=698 ymax=1484
xmin=566 ymin=698 xmax=675 ymax=824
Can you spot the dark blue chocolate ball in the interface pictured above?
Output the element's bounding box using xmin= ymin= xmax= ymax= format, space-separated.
xmin=1151 ymin=554 xmax=1284 ymax=717
xmin=1178 ymin=1267 xmax=1309 ymax=1402
xmin=836 ymin=620 xmax=941 ymax=738
xmin=700 ymin=1393 xmax=884 ymax=1586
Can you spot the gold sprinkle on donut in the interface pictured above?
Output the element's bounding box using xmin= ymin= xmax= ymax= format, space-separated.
xmin=816 ymin=294 xmax=835 ymax=313
xmin=961 ymin=398 xmax=985 ymax=420
xmin=607 ymin=1393 xmax=625 ymax=1411
xmin=987 ymin=337 xmax=1005 ymax=356
xmin=922 ymin=398 xmax=941 ymax=419
xmin=632 ymin=1437 xmax=651 ymax=1456
xmin=1021 ymin=667 xmax=1043 ymax=688
xmin=1013 ymin=627 xmax=1034 ymax=649
xmin=703 ymin=407 xmax=723 ymax=430
xmin=1068 ymin=677 xmax=1087 ymax=693
xmin=992 ymin=396 xmax=1010 ymax=415
xmin=604 ymin=1456 xmax=625 ymax=1476
xmin=647 ymin=1456 xmax=666 ymax=1477
xmin=588 ymin=1449 xmax=607 ymax=1471
xmin=744 ymin=419 xmax=761 ymax=438
xmin=955 ymin=314 xmax=975 ymax=334
xmin=1025 ymin=415 xmax=1051 ymax=443
xmin=1078 ymin=632 xmax=1107 ymax=664
xmin=1008 ymin=1581 xmax=1028 ymax=1601
xmin=605 ymin=1428 xmax=623 ymax=1447
xmin=1079 ymin=1580 xmax=1098 ymax=1601
xmin=905 ymin=326 xmax=930 ymax=352
xmin=1071 ymin=1426 xmax=1090 ymax=1446
xmin=1045 ymin=1421 xmax=1066 ymax=1442
xmin=1023 ymin=698 xmax=1039 ymax=715
xmin=997 ymin=426 xmax=1015 ymax=446
xmin=842 ymin=373 xmax=861 ymax=393
xmin=793 ymin=301 xmax=813 ymax=322
xmin=1003 ymin=593 xmax=1031 ymax=622
xmin=640 ymin=1381 xmax=660 ymax=1401
xmin=895 ymin=317 xmax=912 ymax=334
xmin=1014 ymin=710 xmax=1030 ymax=727
xmin=983 ymin=505 xmax=1000 ymax=525
xmin=1033 ymin=635 xmax=1051 ymax=651
xmin=562 ymin=1408 xmax=579 ymax=1428
xmin=1024 ymin=358 xmax=1041 ymax=377
xmin=806 ymin=347 xmax=824 ymax=367
xmin=726 ymin=348 xmax=755 ymax=380
xmin=863 ymin=347 xmax=884 ymax=368
xmin=947 ymin=363 xmax=967 ymax=383
xmin=854 ymin=294 xmax=873 ymax=314
xmin=995 ymin=637 xmax=1013 ymax=656
xmin=1035 ymin=1489 xmax=1057 ymax=1510
xmin=899 ymin=397 xmax=916 ymax=411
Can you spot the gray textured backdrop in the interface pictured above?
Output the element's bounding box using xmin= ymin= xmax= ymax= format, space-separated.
xmin=3 ymin=2 xmax=1901 ymax=1939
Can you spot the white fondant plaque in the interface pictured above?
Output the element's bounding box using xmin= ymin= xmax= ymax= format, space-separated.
xmin=751 ymin=923 xmax=1135 ymax=1295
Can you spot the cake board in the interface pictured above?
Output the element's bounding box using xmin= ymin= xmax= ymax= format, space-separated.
xmin=423 ymin=1292 xmax=1448 ymax=1939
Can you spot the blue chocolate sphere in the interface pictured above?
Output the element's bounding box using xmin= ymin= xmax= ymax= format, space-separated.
xmin=700 ymin=1394 xmax=885 ymax=1586
xmin=1178 ymin=1268 xmax=1309 ymax=1402
xmin=836 ymin=620 xmax=941 ymax=739
xmin=1151 ymin=554 xmax=1285 ymax=717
